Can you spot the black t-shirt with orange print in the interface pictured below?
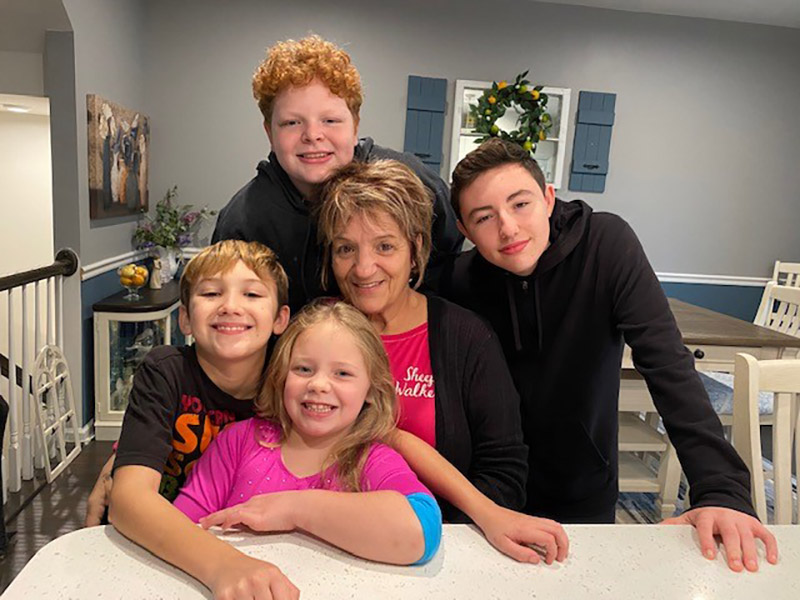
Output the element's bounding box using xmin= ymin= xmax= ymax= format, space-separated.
xmin=114 ymin=345 xmax=256 ymax=501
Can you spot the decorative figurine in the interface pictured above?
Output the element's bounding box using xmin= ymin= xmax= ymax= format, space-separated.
xmin=150 ymin=257 xmax=162 ymax=289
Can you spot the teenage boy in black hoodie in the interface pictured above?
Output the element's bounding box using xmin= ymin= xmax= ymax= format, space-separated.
xmin=443 ymin=138 xmax=777 ymax=572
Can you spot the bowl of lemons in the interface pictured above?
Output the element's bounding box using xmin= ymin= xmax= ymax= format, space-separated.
xmin=118 ymin=263 xmax=149 ymax=301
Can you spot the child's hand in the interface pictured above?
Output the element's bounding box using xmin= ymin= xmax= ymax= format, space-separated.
xmin=201 ymin=492 xmax=298 ymax=533
xmin=474 ymin=503 xmax=569 ymax=564
xmin=208 ymin=553 xmax=299 ymax=600
xmin=84 ymin=453 xmax=115 ymax=527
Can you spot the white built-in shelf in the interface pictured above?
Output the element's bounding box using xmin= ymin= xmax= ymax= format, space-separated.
xmin=618 ymin=454 xmax=661 ymax=493
xmin=618 ymin=413 xmax=668 ymax=452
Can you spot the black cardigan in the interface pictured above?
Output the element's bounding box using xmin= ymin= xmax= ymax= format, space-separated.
xmin=426 ymin=295 xmax=528 ymax=522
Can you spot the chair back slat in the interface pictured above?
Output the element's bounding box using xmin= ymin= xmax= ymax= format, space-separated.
xmin=773 ymin=261 xmax=800 ymax=288
xmin=760 ymin=284 xmax=800 ymax=338
xmin=732 ymin=353 xmax=800 ymax=524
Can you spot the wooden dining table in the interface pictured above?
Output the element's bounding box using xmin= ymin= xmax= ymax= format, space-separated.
xmin=4 ymin=524 xmax=798 ymax=599
xmin=622 ymin=298 xmax=800 ymax=374
xmin=618 ymin=298 xmax=800 ymax=517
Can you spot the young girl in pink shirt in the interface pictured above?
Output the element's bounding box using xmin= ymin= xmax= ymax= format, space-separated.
xmin=174 ymin=299 xmax=441 ymax=565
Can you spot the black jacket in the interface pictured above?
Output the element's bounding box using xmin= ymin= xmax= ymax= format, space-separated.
xmin=426 ymin=295 xmax=528 ymax=522
xmin=212 ymin=137 xmax=464 ymax=314
xmin=444 ymin=199 xmax=755 ymax=521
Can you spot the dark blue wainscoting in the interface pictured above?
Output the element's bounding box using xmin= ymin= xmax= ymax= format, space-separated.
xmin=661 ymin=282 xmax=765 ymax=322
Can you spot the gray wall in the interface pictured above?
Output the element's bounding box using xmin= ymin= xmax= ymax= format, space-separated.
xmin=46 ymin=30 xmax=81 ymax=255
xmin=63 ymin=0 xmax=147 ymax=265
xmin=141 ymin=0 xmax=800 ymax=278
xmin=0 ymin=51 xmax=44 ymax=96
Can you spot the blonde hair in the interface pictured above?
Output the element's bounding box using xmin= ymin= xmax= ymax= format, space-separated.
xmin=315 ymin=159 xmax=433 ymax=291
xmin=255 ymin=299 xmax=397 ymax=492
xmin=253 ymin=35 xmax=363 ymax=125
xmin=180 ymin=240 xmax=289 ymax=311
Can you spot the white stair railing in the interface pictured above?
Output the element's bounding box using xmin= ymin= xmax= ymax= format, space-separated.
xmin=1 ymin=249 xmax=80 ymax=502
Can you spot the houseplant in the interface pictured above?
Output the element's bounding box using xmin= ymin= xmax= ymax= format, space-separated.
xmin=132 ymin=186 xmax=216 ymax=281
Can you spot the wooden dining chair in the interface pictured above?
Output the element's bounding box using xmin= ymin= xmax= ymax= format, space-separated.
xmin=772 ymin=261 xmax=800 ymax=288
xmin=732 ymin=353 xmax=800 ymax=524
xmin=703 ymin=283 xmax=800 ymax=427
xmin=754 ymin=283 xmax=800 ymax=335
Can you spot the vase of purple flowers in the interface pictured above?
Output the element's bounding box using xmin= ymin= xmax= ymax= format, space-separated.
xmin=132 ymin=186 xmax=216 ymax=281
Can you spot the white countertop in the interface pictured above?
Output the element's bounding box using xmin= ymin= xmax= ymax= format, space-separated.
xmin=4 ymin=524 xmax=798 ymax=599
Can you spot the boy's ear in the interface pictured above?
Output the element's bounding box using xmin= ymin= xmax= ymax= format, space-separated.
xmin=544 ymin=184 xmax=556 ymax=216
xmin=272 ymin=305 xmax=290 ymax=335
xmin=178 ymin=305 xmax=192 ymax=336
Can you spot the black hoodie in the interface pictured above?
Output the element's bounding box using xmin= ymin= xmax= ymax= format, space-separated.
xmin=212 ymin=137 xmax=464 ymax=314
xmin=444 ymin=198 xmax=755 ymax=521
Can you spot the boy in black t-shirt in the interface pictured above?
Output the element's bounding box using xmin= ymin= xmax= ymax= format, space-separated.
xmin=94 ymin=240 xmax=299 ymax=598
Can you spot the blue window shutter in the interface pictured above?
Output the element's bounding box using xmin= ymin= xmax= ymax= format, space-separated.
xmin=569 ymin=91 xmax=616 ymax=193
xmin=404 ymin=75 xmax=447 ymax=174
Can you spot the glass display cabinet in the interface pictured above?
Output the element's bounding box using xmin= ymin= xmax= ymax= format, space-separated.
xmin=93 ymin=281 xmax=182 ymax=440
xmin=449 ymin=79 xmax=571 ymax=188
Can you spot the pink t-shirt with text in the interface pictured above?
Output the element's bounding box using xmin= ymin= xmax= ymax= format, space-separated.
xmin=382 ymin=322 xmax=436 ymax=447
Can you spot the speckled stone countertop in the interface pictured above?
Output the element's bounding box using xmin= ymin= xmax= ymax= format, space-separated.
xmin=4 ymin=524 xmax=798 ymax=599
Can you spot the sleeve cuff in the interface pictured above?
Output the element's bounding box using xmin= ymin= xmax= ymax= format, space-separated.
xmin=406 ymin=492 xmax=442 ymax=565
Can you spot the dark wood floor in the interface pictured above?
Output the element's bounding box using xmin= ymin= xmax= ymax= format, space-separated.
xmin=0 ymin=440 xmax=113 ymax=593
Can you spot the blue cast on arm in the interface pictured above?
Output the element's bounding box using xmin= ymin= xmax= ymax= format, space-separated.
xmin=406 ymin=493 xmax=442 ymax=565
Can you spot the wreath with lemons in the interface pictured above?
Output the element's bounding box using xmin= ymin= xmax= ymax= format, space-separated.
xmin=470 ymin=71 xmax=552 ymax=153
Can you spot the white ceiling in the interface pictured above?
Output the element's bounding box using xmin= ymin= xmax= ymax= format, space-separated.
xmin=537 ymin=0 xmax=800 ymax=29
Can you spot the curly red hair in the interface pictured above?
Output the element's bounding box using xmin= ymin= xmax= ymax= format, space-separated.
xmin=253 ymin=35 xmax=363 ymax=125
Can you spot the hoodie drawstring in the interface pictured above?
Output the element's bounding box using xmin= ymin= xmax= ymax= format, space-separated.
xmin=506 ymin=276 xmax=543 ymax=353
xmin=534 ymin=279 xmax=543 ymax=352
xmin=506 ymin=276 xmax=522 ymax=352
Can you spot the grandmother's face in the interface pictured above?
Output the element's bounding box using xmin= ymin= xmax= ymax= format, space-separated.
xmin=331 ymin=211 xmax=415 ymax=321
